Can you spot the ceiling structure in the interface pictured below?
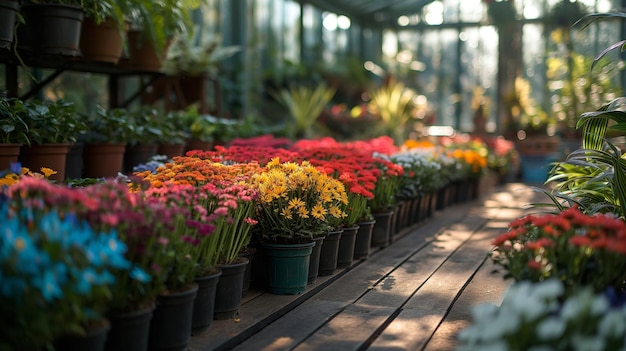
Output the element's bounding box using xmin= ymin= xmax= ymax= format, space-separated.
xmin=299 ymin=0 xmax=436 ymax=27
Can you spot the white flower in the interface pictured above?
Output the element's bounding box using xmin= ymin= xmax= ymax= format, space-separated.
xmin=536 ymin=316 xmax=565 ymax=340
xmin=572 ymin=335 xmax=605 ymax=351
xmin=598 ymin=309 xmax=626 ymax=338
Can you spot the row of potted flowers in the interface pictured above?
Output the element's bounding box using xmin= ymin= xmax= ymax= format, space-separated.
xmin=0 ymin=135 xmax=490 ymax=350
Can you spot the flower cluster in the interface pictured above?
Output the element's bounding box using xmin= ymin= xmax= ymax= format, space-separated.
xmin=0 ymin=186 xmax=129 ymax=350
xmin=250 ymin=158 xmax=348 ymax=243
xmin=490 ymin=206 xmax=626 ymax=295
xmin=386 ymin=148 xmax=443 ymax=199
xmin=457 ymin=279 xmax=626 ymax=351
xmin=295 ymin=147 xmax=377 ymax=227
xmin=136 ymin=156 xmax=259 ymax=269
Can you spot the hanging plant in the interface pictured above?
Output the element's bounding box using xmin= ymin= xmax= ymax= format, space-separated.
xmin=483 ymin=0 xmax=518 ymax=29
xmin=546 ymin=0 xmax=588 ymax=29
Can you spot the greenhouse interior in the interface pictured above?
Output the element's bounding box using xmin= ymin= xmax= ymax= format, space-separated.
xmin=2 ymin=0 xmax=626 ymax=350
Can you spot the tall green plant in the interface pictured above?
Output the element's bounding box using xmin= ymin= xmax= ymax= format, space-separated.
xmin=368 ymin=79 xmax=417 ymax=144
xmin=543 ymin=12 xmax=626 ymax=218
xmin=272 ymin=83 xmax=335 ymax=139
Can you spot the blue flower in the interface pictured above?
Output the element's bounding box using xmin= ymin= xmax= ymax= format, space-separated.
xmin=34 ymin=270 xmax=63 ymax=302
xmin=9 ymin=162 xmax=21 ymax=174
xmin=130 ymin=266 xmax=151 ymax=283
xmin=74 ymin=267 xmax=97 ymax=294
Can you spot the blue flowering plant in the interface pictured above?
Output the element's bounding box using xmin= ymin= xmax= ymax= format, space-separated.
xmin=0 ymin=190 xmax=130 ymax=350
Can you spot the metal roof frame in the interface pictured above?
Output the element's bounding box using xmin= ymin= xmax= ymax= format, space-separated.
xmin=297 ymin=0 xmax=435 ymax=27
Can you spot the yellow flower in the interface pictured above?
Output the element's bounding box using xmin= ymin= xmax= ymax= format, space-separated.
xmin=40 ymin=167 xmax=57 ymax=178
xmin=328 ymin=205 xmax=346 ymax=219
xmin=288 ymin=197 xmax=306 ymax=210
xmin=280 ymin=207 xmax=293 ymax=219
xmin=310 ymin=203 xmax=327 ymax=220
xmin=296 ymin=206 xmax=309 ymax=218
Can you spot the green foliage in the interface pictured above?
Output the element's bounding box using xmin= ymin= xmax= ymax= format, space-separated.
xmin=83 ymin=105 xmax=135 ymax=143
xmin=0 ymin=98 xmax=30 ymax=145
xmin=19 ymin=99 xmax=86 ymax=144
xmin=162 ymin=26 xmax=240 ymax=77
xmin=272 ymin=83 xmax=336 ymax=140
xmin=368 ymin=79 xmax=418 ymax=144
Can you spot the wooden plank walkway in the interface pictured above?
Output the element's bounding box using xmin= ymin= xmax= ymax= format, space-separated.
xmin=189 ymin=182 xmax=551 ymax=351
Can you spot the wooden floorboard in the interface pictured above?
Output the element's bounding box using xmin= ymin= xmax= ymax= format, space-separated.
xmin=188 ymin=183 xmax=550 ymax=351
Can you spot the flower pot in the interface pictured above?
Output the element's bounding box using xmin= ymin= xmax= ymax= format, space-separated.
xmin=0 ymin=143 xmax=21 ymax=171
xmin=148 ymin=283 xmax=198 ymax=351
xmin=80 ymin=17 xmax=126 ymax=64
xmin=0 ymin=0 xmax=18 ymax=51
xmin=65 ymin=142 xmax=84 ymax=179
xmin=122 ymin=30 xmax=164 ymax=72
xmin=520 ymin=154 xmax=559 ymax=184
xmin=262 ymin=241 xmax=314 ymax=295
xmin=105 ymin=304 xmax=155 ymax=351
xmin=191 ymin=269 xmax=222 ymax=335
xmin=54 ymin=319 xmax=110 ymax=351
xmin=318 ymin=230 xmax=342 ymax=276
xmin=307 ymin=236 xmax=324 ymax=284
xmin=214 ymin=258 xmax=248 ymax=320
xmin=354 ymin=219 xmax=375 ymax=260
xmin=337 ymin=225 xmax=359 ymax=269
xmin=157 ymin=143 xmax=186 ymax=159
xmin=185 ymin=139 xmax=213 ymax=153
xmin=19 ymin=143 xmax=71 ymax=181
xmin=238 ymin=247 xmax=256 ymax=297
xmin=83 ymin=142 xmax=126 ymax=178
xmin=248 ymin=242 xmax=268 ymax=290
xmin=124 ymin=142 xmax=158 ymax=173
xmin=19 ymin=4 xmax=84 ymax=57
xmin=370 ymin=210 xmax=394 ymax=248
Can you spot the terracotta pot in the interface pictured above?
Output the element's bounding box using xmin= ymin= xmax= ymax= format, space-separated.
xmin=80 ymin=17 xmax=126 ymax=64
xmin=0 ymin=143 xmax=21 ymax=171
xmin=83 ymin=142 xmax=126 ymax=178
xmin=122 ymin=30 xmax=165 ymax=72
xmin=157 ymin=143 xmax=186 ymax=159
xmin=20 ymin=143 xmax=71 ymax=181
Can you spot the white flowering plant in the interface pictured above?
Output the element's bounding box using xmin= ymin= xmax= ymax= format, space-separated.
xmin=387 ymin=149 xmax=443 ymax=199
xmin=456 ymin=279 xmax=626 ymax=351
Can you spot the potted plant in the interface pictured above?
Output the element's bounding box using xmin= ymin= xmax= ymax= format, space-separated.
xmin=161 ymin=28 xmax=239 ymax=110
xmin=81 ymin=105 xmax=134 ymax=178
xmin=0 ymin=177 xmax=131 ymax=350
xmin=180 ymin=105 xmax=218 ymax=152
xmin=0 ymin=0 xmax=19 ymax=51
xmin=18 ymin=99 xmax=86 ymax=181
xmin=368 ymin=78 xmax=419 ymax=145
xmin=123 ymin=106 xmax=164 ymax=172
xmin=18 ymin=0 xmax=86 ymax=57
xmin=155 ymin=109 xmax=190 ymax=158
xmin=0 ymin=97 xmax=30 ymax=170
xmin=272 ymin=83 xmax=336 ymax=140
xmin=79 ymin=0 xmax=128 ymax=64
xmin=249 ymin=158 xmax=349 ymax=294
xmin=120 ymin=0 xmax=200 ymax=71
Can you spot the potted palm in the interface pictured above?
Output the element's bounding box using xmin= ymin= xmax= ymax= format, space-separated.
xmin=0 ymin=97 xmax=30 ymax=170
xmin=18 ymin=99 xmax=86 ymax=181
